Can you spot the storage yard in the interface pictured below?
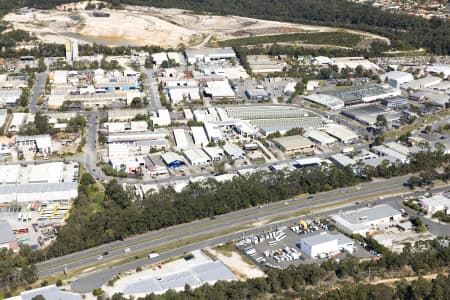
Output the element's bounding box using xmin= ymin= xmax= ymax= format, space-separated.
xmin=0 ymin=201 xmax=71 ymax=250
xmin=235 ymin=202 xmax=436 ymax=269
xmin=235 ymin=217 xmax=373 ymax=269
xmin=0 ymin=161 xmax=79 ymax=250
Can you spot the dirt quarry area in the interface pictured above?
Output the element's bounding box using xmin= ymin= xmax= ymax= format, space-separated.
xmin=3 ymin=4 xmax=389 ymax=48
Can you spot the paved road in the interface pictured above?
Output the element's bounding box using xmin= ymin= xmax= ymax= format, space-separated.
xmin=29 ymin=72 xmax=47 ymax=113
xmin=84 ymin=112 xmax=98 ymax=175
xmin=143 ymin=69 xmax=161 ymax=110
xmin=37 ymin=176 xmax=409 ymax=277
xmin=69 ymin=183 xmax=450 ymax=293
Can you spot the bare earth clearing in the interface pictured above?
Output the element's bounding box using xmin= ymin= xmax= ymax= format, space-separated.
xmin=3 ymin=3 xmax=389 ymax=48
xmin=207 ymin=248 xmax=266 ymax=280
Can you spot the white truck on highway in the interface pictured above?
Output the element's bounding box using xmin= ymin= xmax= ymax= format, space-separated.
xmin=148 ymin=252 xmax=159 ymax=259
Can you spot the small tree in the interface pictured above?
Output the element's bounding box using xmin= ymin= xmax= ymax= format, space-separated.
xmin=374 ymin=134 xmax=384 ymax=146
xmin=376 ymin=114 xmax=388 ymax=129
xmin=92 ymin=288 xmax=103 ymax=297
xmin=80 ymin=173 xmax=96 ymax=185
xmin=56 ymin=279 xmax=63 ymax=287
xmin=131 ymin=97 xmax=143 ymax=107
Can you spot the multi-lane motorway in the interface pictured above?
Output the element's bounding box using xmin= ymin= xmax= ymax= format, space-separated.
xmin=34 ymin=175 xmax=448 ymax=291
xmin=68 ymin=183 xmax=449 ymax=293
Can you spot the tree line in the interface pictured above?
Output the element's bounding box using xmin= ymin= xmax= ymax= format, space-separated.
xmin=0 ymin=246 xmax=37 ymax=291
xmin=216 ymin=31 xmax=364 ymax=49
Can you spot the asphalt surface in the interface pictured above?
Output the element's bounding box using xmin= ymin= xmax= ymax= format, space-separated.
xmin=143 ymin=69 xmax=161 ymax=110
xmin=84 ymin=112 xmax=102 ymax=179
xmin=68 ymin=183 xmax=450 ymax=293
xmin=29 ymin=72 xmax=47 ymax=113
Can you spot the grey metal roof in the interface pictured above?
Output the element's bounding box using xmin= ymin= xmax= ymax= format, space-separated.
xmin=0 ymin=220 xmax=15 ymax=244
xmin=339 ymin=204 xmax=401 ymax=225
xmin=0 ymin=182 xmax=78 ymax=194
xmin=159 ymin=271 xmax=201 ymax=290
xmin=185 ymin=47 xmax=236 ymax=58
xmin=300 ymin=232 xmax=337 ymax=246
xmin=123 ymin=278 xmax=163 ymax=294
xmin=331 ymin=153 xmax=356 ymax=167
xmin=336 ymin=233 xmax=354 ymax=246
xmin=246 ymin=89 xmax=269 ymax=98
xmin=301 ymin=232 xmax=353 ymax=247
xmin=124 ymin=271 xmax=201 ymax=295
xmin=122 ymin=261 xmax=235 ymax=295
xmin=21 ymin=286 xmax=82 ymax=300
xmin=191 ymin=261 xmax=235 ymax=283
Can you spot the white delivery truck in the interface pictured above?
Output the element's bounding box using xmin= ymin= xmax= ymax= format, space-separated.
xmin=148 ymin=252 xmax=160 ymax=259
xmin=341 ymin=147 xmax=354 ymax=154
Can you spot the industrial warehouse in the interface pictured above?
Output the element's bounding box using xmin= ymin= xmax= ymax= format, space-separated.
xmin=272 ymin=135 xmax=315 ymax=155
xmin=0 ymin=162 xmax=79 ymax=203
xmin=331 ymin=84 xmax=401 ymax=106
xmin=298 ymin=232 xmax=355 ymax=258
xmin=224 ymin=106 xmax=326 ymax=136
xmin=47 ymin=69 xmax=144 ymax=109
xmin=342 ymin=104 xmax=403 ymax=126
xmin=332 ymin=204 xmax=402 ymax=236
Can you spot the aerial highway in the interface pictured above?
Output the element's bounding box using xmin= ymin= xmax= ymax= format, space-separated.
xmin=68 ymin=184 xmax=450 ymax=292
xmin=37 ymin=175 xmax=427 ymax=279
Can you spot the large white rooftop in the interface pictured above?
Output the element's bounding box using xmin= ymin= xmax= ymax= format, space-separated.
xmin=300 ymin=232 xmax=350 ymax=247
xmin=17 ymin=285 xmax=81 ymax=300
xmin=304 ymin=129 xmax=337 ymax=145
xmin=185 ymin=47 xmax=236 ymax=59
xmin=0 ymin=164 xmax=20 ymax=185
xmin=106 ymin=250 xmax=235 ymax=296
xmin=191 ymin=126 xmax=209 ymax=147
xmin=28 ymin=162 xmax=64 ymax=183
xmin=335 ymin=204 xmax=401 ymax=225
xmin=324 ymin=124 xmax=359 ymax=143
xmin=303 ymin=94 xmax=345 ymax=110
xmin=203 ymin=80 xmax=235 ymax=98
xmin=173 ymin=128 xmax=188 ymax=150
xmin=184 ymin=148 xmax=210 ymax=164
xmin=420 ymin=194 xmax=450 ymax=211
